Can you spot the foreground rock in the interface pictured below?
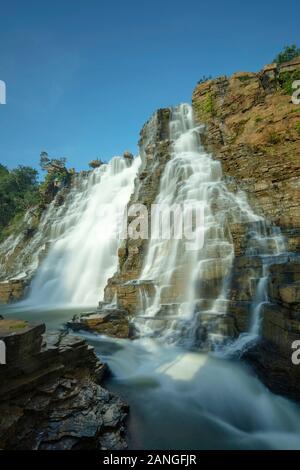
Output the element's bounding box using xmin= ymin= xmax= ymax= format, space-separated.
xmin=67 ymin=303 xmax=130 ymax=338
xmin=0 ymin=317 xmax=128 ymax=450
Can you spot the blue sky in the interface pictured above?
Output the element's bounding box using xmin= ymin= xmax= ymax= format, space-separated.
xmin=0 ymin=0 xmax=299 ymax=172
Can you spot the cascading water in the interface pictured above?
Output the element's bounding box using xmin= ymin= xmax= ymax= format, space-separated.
xmin=3 ymin=104 xmax=300 ymax=450
xmin=135 ymin=103 xmax=279 ymax=348
xmin=26 ymin=157 xmax=140 ymax=306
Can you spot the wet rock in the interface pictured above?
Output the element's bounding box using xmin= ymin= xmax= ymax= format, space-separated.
xmin=244 ymin=261 xmax=300 ymax=400
xmin=0 ymin=317 xmax=128 ymax=450
xmin=68 ymin=304 xmax=130 ymax=338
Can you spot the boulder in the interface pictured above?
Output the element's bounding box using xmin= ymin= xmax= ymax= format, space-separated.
xmin=67 ymin=304 xmax=130 ymax=338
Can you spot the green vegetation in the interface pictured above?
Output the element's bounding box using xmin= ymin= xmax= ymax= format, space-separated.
xmin=296 ymin=123 xmax=300 ymax=135
xmin=255 ymin=116 xmax=263 ymax=124
xmin=273 ymin=44 xmax=300 ymax=65
xmin=237 ymin=75 xmax=253 ymax=82
xmin=278 ymin=70 xmax=300 ymax=95
xmin=0 ymin=164 xmax=40 ymax=241
xmin=9 ymin=320 xmax=28 ymax=330
xmin=197 ymin=75 xmax=212 ymax=85
xmin=0 ymin=152 xmax=72 ymax=242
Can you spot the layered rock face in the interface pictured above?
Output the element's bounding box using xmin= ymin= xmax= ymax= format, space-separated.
xmin=192 ymin=58 xmax=300 ymax=251
xmin=192 ymin=58 xmax=300 ymax=398
xmin=245 ymin=261 xmax=300 ymax=400
xmin=0 ymin=318 xmax=128 ymax=449
xmin=104 ymin=108 xmax=171 ymax=314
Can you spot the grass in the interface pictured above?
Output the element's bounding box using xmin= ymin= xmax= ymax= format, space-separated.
xmin=296 ymin=123 xmax=300 ymax=135
xmin=9 ymin=321 xmax=28 ymax=330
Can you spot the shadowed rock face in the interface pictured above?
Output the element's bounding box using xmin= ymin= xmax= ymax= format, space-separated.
xmin=0 ymin=318 xmax=128 ymax=450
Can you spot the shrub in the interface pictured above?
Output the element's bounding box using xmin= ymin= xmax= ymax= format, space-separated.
xmin=197 ymin=75 xmax=212 ymax=85
xmin=273 ymin=44 xmax=300 ymax=65
xmin=278 ymin=70 xmax=300 ymax=95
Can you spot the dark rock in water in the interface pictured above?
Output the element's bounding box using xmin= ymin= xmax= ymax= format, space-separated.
xmin=0 ymin=317 xmax=128 ymax=450
xmin=67 ymin=303 xmax=130 ymax=339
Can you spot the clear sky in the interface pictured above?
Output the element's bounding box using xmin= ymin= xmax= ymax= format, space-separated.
xmin=0 ymin=0 xmax=299 ymax=172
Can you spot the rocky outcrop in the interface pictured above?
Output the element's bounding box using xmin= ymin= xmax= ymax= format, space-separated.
xmin=68 ymin=303 xmax=130 ymax=338
xmin=104 ymin=108 xmax=171 ymax=314
xmin=192 ymin=57 xmax=300 ymax=251
xmin=0 ymin=318 xmax=128 ymax=450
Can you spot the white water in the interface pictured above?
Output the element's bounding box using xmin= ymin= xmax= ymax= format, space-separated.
xmin=2 ymin=103 xmax=300 ymax=450
xmin=25 ymin=157 xmax=140 ymax=306
xmin=136 ymin=104 xmax=279 ymax=348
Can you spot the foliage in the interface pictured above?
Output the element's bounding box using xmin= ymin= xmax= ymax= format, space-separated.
xmin=197 ymin=75 xmax=212 ymax=85
xmin=0 ymin=164 xmax=40 ymax=241
xmin=237 ymin=75 xmax=252 ymax=82
xmin=296 ymin=123 xmax=300 ymax=135
xmin=273 ymin=44 xmax=300 ymax=65
xmin=278 ymin=70 xmax=300 ymax=95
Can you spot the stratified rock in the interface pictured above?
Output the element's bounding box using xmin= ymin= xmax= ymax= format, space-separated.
xmin=67 ymin=303 xmax=130 ymax=338
xmin=0 ymin=317 xmax=128 ymax=450
xmin=192 ymin=58 xmax=300 ymax=245
xmin=244 ymin=261 xmax=300 ymax=400
xmin=0 ymin=278 xmax=28 ymax=304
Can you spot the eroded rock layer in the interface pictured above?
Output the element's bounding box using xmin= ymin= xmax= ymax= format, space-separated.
xmin=0 ymin=318 xmax=128 ymax=450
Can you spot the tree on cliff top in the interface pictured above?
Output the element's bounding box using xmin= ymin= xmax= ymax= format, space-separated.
xmin=273 ymin=44 xmax=300 ymax=65
xmin=40 ymin=151 xmax=67 ymax=174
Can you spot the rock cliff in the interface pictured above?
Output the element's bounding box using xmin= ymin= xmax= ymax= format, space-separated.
xmin=192 ymin=57 xmax=300 ymax=398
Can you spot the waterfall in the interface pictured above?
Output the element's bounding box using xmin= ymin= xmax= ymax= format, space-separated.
xmin=26 ymin=157 xmax=140 ymax=307
xmin=223 ymin=224 xmax=287 ymax=358
xmin=134 ymin=104 xmax=287 ymax=349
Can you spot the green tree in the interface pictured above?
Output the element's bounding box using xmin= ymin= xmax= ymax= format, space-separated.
xmin=274 ymin=44 xmax=300 ymax=65
xmin=0 ymin=164 xmax=40 ymax=240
